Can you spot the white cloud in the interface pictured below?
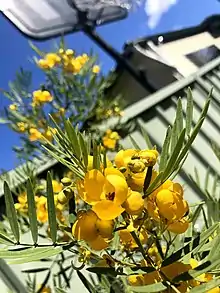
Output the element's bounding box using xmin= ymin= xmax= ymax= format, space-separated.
xmin=145 ymin=0 xmax=178 ymax=29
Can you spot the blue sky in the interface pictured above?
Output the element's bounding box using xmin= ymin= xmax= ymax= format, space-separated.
xmin=0 ymin=0 xmax=220 ymax=171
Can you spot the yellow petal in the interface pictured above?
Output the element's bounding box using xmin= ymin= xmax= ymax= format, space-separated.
xmin=95 ymin=218 xmax=114 ymax=239
xmin=92 ymin=200 xmax=124 ymax=220
xmin=84 ymin=170 xmax=105 ymax=203
xmin=114 ymin=149 xmax=137 ymax=169
xmin=72 ymin=210 xmax=98 ymax=242
xmin=104 ymin=167 xmax=125 ymax=179
xmin=105 ymin=174 xmax=128 ymax=205
xmin=88 ymin=235 xmax=109 ymax=251
xmin=123 ymin=190 xmax=144 ymax=216
xmin=167 ymin=218 xmax=189 ymax=234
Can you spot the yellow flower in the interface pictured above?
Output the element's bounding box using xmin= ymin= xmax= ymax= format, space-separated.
xmin=115 ymin=149 xmax=138 ymax=170
xmin=102 ymin=137 xmax=117 ymax=150
xmin=9 ymin=104 xmax=17 ymax=111
xmin=167 ymin=218 xmax=189 ymax=234
xmin=145 ymin=180 xmax=189 ymax=232
xmin=92 ymin=65 xmax=100 ymax=74
xmin=52 ymin=180 xmax=63 ymax=193
xmin=29 ymin=128 xmax=42 ymax=141
xmin=36 ymin=196 xmax=48 ymax=223
xmin=122 ymin=189 xmax=144 ymax=216
xmin=33 ymin=90 xmax=53 ymax=105
xmin=119 ymin=228 xmax=148 ymax=250
xmin=102 ymin=130 xmax=120 ymax=150
xmin=78 ymin=168 xmax=128 ymax=220
xmin=45 ymin=53 xmax=61 ymax=68
xmin=127 ymin=275 xmax=145 ymax=286
xmin=72 ymin=58 xmax=82 ymax=74
xmin=115 ymin=148 xmax=158 ymax=171
xmin=14 ymin=192 xmax=28 ymax=213
xmin=127 ymin=169 xmax=158 ymax=193
xmin=155 ymin=185 xmax=188 ymax=221
xmin=37 ymin=59 xmax=49 ymax=69
xmin=78 ymin=247 xmax=91 ymax=263
xmin=72 ymin=210 xmax=113 ymax=250
xmin=65 ymin=49 xmax=74 ymax=56
xmin=59 ymin=107 xmax=65 ymax=115
xmin=137 ymin=149 xmax=159 ymax=167
xmin=58 ymin=48 xmax=64 ymax=55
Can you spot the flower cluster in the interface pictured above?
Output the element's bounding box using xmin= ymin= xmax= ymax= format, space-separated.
xmin=15 ymin=180 xmax=66 ymax=224
xmin=71 ymin=147 xmax=190 ymax=252
xmin=37 ymin=48 xmax=100 ymax=75
xmin=102 ymin=129 xmax=121 ymax=150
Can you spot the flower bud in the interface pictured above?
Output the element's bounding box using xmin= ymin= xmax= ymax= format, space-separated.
xmin=61 ymin=177 xmax=72 ymax=186
xmin=128 ymin=159 xmax=146 ymax=173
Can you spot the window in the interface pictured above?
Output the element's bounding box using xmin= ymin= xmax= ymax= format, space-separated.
xmin=186 ymin=45 xmax=220 ymax=67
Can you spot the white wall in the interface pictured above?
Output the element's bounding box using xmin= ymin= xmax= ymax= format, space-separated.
xmin=154 ymin=32 xmax=220 ymax=76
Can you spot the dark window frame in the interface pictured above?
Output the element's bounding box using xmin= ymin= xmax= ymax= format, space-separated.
xmin=186 ymin=45 xmax=220 ymax=67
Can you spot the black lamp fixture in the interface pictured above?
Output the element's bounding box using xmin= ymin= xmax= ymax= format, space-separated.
xmin=1 ymin=0 xmax=154 ymax=92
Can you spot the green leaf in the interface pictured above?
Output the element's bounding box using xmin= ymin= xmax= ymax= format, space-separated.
xmin=129 ymin=282 xmax=167 ymax=292
xmin=212 ymin=172 xmax=218 ymax=196
xmin=22 ymin=267 xmax=49 ymax=273
xmin=4 ymin=181 xmax=20 ymax=243
xmin=0 ymin=118 xmax=11 ymax=124
xmin=204 ymin=167 xmax=211 ymax=191
xmin=129 ymin=135 xmax=141 ymax=150
xmin=0 ymin=230 xmax=15 ymax=245
xmin=138 ymin=120 xmax=153 ymax=149
xmin=173 ymin=118 xmax=205 ymax=172
xmin=29 ymin=41 xmax=45 ymax=57
xmin=26 ymin=179 xmax=38 ymax=244
xmin=186 ymin=88 xmax=194 ymax=136
xmin=194 ymin=167 xmax=200 ymax=187
xmin=159 ymin=126 xmax=171 ymax=172
xmin=162 ymin=128 xmax=186 ymax=180
xmin=190 ymin=278 xmax=220 ymax=293
xmin=77 ymin=271 xmax=97 ymax=293
xmin=170 ymin=119 xmax=178 ymax=154
xmin=78 ymin=132 xmax=88 ymax=169
xmin=64 ymin=120 xmax=81 ymax=160
xmin=162 ymin=222 xmax=219 ymax=266
xmin=144 ymin=172 xmax=164 ymax=198
xmin=0 ymin=247 xmax=54 ymax=258
xmin=190 ymin=203 xmax=204 ymax=225
xmin=212 ymin=141 xmax=220 ymax=161
xmin=46 ymin=172 xmax=57 ymax=243
xmin=9 ymin=247 xmax=62 ymax=264
xmin=92 ymin=140 xmax=100 ymax=170
xmin=207 ymin=231 xmax=220 ymax=261
xmin=176 ymin=98 xmax=184 ymax=135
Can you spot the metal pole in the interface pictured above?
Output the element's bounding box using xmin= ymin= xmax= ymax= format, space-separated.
xmin=82 ymin=25 xmax=155 ymax=93
xmin=67 ymin=1 xmax=155 ymax=93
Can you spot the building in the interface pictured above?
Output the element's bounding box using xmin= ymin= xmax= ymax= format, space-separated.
xmin=107 ymin=14 xmax=220 ymax=106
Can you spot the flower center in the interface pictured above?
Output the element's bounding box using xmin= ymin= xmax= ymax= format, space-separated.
xmin=106 ymin=192 xmax=115 ymax=201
